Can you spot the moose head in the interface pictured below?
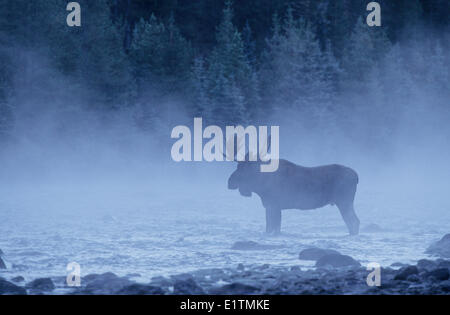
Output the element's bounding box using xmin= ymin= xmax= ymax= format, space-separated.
xmin=225 ymin=135 xmax=274 ymax=197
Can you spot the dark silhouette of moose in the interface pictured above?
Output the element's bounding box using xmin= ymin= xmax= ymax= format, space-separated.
xmin=226 ymin=138 xmax=360 ymax=235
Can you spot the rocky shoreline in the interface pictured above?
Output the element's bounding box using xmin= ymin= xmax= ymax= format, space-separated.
xmin=1 ymin=259 xmax=449 ymax=295
xmin=1 ymin=234 xmax=450 ymax=295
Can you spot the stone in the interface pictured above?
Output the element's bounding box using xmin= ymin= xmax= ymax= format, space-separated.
xmin=425 ymin=268 xmax=450 ymax=281
xmin=406 ymin=274 xmax=420 ymax=282
xmin=211 ymin=282 xmax=260 ymax=295
xmin=116 ymin=283 xmax=164 ymax=295
xmin=394 ymin=266 xmax=419 ymax=281
xmin=173 ymin=278 xmax=204 ymax=295
xmin=417 ymin=259 xmax=437 ymax=271
xmin=11 ymin=276 xmax=25 ymax=283
xmin=299 ymin=247 xmax=341 ymax=261
xmin=437 ymin=260 xmax=450 ymax=269
xmin=315 ymin=254 xmax=361 ymax=268
xmin=438 ymin=280 xmax=450 ymax=292
xmin=0 ymin=278 xmax=27 ymax=295
xmin=362 ymin=223 xmax=383 ymax=233
xmin=27 ymin=278 xmax=55 ymax=292
xmin=426 ymin=234 xmax=450 ymax=258
xmin=83 ymin=272 xmax=132 ymax=294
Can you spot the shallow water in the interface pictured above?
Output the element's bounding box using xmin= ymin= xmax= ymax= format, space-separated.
xmin=0 ymin=180 xmax=449 ymax=284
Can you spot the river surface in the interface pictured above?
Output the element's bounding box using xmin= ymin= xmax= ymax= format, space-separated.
xmin=0 ymin=180 xmax=448 ymax=284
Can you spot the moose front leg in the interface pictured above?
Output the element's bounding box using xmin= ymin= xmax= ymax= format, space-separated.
xmin=337 ymin=203 xmax=360 ymax=235
xmin=265 ymin=208 xmax=281 ymax=234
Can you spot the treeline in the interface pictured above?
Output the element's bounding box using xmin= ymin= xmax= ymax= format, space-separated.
xmin=0 ymin=0 xmax=448 ymax=145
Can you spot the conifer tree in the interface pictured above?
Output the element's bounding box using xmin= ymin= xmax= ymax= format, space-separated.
xmin=130 ymin=13 xmax=193 ymax=95
xmin=341 ymin=17 xmax=391 ymax=92
xmin=198 ymin=1 xmax=258 ymax=125
xmin=261 ymin=7 xmax=340 ymax=117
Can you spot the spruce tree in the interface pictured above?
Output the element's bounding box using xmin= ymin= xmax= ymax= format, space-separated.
xmin=130 ymin=13 xmax=193 ymax=95
xmin=191 ymin=56 xmax=210 ymax=117
xmin=341 ymin=17 xmax=391 ymax=92
xmin=199 ymin=1 xmax=258 ymax=125
xmin=261 ymin=8 xmax=340 ymax=118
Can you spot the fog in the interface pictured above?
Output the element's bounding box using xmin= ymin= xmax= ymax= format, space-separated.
xmin=0 ymin=28 xmax=449 ymax=282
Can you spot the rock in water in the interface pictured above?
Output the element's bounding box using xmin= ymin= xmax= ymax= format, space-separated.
xmin=361 ymin=223 xmax=383 ymax=233
xmin=27 ymin=278 xmax=55 ymax=292
xmin=0 ymin=278 xmax=27 ymax=295
xmin=394 ymin=266 xmax=419 ymax=280
xmin=211 ymin=282 xmax=260 ymax=295
xmin=298 ymin=248 xmax=341 ymax=261
xmin=426 ymin=234 xmax=450 ymax=258
xmin=101 ymin=214 xmax=118 ymax=224
xmin=425 ymin=268 xmax=450 ymax=281
xmin=11 ymin=276 xmax=25 ymax=283
xmin=417 ymin=259 xmax=438 ymax=271
xmin=315 ymin=254 xmax=361 ymax=268
xmin=117 ymin=284 xmax=165 ymax=295
xmin=437 ymin=260 xmax=450 ymax=269
xmin=173 ymin=278 xmax=204 ymax=295
xmin=83 ymin=272 xmax=132 ymax=294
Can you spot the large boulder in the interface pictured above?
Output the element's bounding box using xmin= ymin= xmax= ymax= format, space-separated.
xmin=117 ymin=283 xmax=165 ymax=295
xmin=83 ymin=272 xmax=132 ymax=294
xmin=437 ymin=260 xmax=450 ymax=269
xmin=11 ymin=276 xmax=25 ymax=283
xmin=361 ymin=223 xmax=384 ymax=233
xmin=315 ymin=254 xmax=361 ymax=268
xmin=210 ymin=282 xmax=260 ymax=295
xmin=417 ymin=259 xmax=438 ymax=271
xmin=27 ymin=278 xmax=55 ymax=292
xmin=298 ymin=248 xmax=341 ymax=261
xmin=0 ymin=278 xmax=27 ymax=295
xmin=426 ymin=234 xmax=450 ymax=258
xmin=425 ymin=268 xmax=450 ymax=281
xmin=173 ymin=278 xmax=204 ymax=295
xmin=394 ymin=266 xmax=419 ymax=281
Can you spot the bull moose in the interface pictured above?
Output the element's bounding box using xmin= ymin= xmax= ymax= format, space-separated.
xmin=226 ymin=138 xmax=360 ymax=235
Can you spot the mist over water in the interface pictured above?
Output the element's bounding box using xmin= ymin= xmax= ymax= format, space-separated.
xmin=0 ymin=2 xmax=449 ymax=287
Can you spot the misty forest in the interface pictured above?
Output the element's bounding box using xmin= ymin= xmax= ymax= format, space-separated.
xmin=0 ymin=0 xmax=449 ymax=295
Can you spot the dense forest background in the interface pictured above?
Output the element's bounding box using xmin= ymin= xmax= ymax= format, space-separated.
xmin=0 ymin=0 xmax=448 ymax=166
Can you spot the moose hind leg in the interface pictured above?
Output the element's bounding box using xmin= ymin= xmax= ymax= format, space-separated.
xmin=265 ymin=208 xmax=281 ymax=234
xmin=337 ymin=204 xmax=360 ymax=235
